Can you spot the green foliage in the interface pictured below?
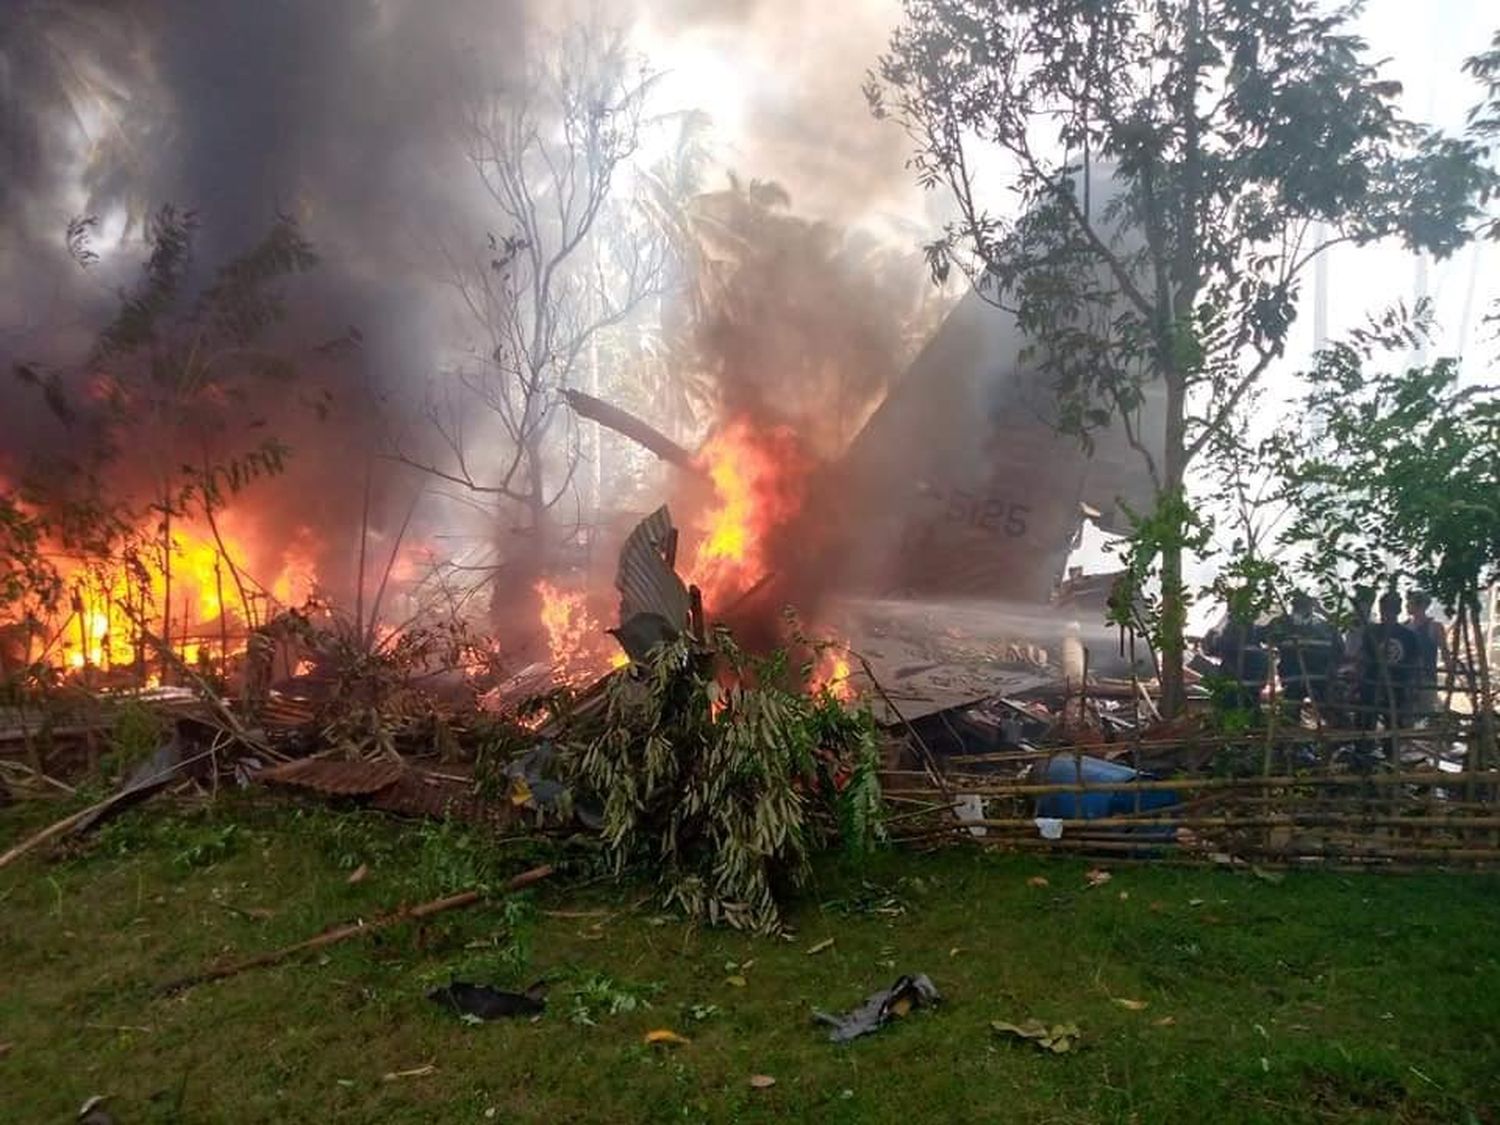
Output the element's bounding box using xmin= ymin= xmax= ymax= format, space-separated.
xmin=1464 ymin=29 xmax=1500 ymax=239
xmin=870 ymin=0 xmax=1496 ymax=712
xmin=564 ymin=628 xmax=883 ymax=934
xmin=563 ymin=971 xmax=663 ymax=1027
xmin=9 ymin=208 xmax=327 ymax=634
xmin=104 ymin=700 xmax=166 ymax=775
xmin=1269 ymin=313 xmax=1499 ymax=615
xmin=1105 ymin=489 xmax=1213 ymax=647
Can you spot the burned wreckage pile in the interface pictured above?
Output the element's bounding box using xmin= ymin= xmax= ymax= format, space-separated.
xmin=0 ymin=506 xmax=886 ymax=932
xmin=5 ymin=498 xmax=1500 ymax=944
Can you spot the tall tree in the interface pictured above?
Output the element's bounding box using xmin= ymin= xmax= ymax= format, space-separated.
xmin=399 ymin=20 xmax=665 ymax=621
xmin=868 ymin=0 xmax=1495 ymax=714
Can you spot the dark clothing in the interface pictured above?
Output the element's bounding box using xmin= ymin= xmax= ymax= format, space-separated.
xmin=1358 ymin=622 xmax=1420 ymax=692
xmin=1409 ymin=618 xmax=1443 ymax=687
xmin=1211 ymin=621 xmax=1269 ymax=710
xmin=1266 ymin=612 xmax=1340 ymax=702
xmin=1356 ymin=622 xmax=1420 ymax=732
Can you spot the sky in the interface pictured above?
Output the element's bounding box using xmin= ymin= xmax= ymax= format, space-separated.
xmin=638 ymin=0 xmax=1497 ymax=380
xmin=632 ymin=0 xmax=1498 ymax=618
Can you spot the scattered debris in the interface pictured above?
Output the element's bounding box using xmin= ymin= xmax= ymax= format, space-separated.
xmin=428 ymin=981 xmax=547 ymax=1021
xmin=992 ymin=1019 xmax=1082 ymax=1053
xmin=382 ymin=1063 xmax=437 ymax=1081
xmin=813 ymin=973 xmax=941 ymax=1043
xmin=1084 ymin=869 xmax=1113 ymax=888
xmin=73 ymin=734 xmax=187 ymax=835
xmin=159 ymin=865 xmax=553 ymax=993
xmin=0 ymin=746 xmax=213 ymax=871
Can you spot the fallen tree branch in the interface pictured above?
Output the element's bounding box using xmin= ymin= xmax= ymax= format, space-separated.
xmin=157 ymin=864 xmax=555 ymax=994
xmin=562 ymin=389 xmax=702 ymax=474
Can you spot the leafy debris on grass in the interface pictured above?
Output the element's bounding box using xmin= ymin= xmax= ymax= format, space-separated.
xmin=992 ymin=1019 xmax=1082 ymax=1053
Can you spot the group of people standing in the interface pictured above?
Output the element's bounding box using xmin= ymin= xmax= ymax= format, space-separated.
xmin=1208 ymin=588 xmax=1448 ymax=733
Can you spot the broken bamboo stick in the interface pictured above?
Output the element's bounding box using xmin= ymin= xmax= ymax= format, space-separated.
xmin=158 ymin=864 xmax=554 ymax=994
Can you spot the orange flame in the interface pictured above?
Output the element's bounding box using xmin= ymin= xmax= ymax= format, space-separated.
xmin=689 ymin=418 xmax=813 ymax=610
xmin=810 ymin=647 xmax=855 ymax=703
xmin=19 ymin=510 xmax=323 ymax=677
xmin=535 ymin=580 xmax=624 ymax=685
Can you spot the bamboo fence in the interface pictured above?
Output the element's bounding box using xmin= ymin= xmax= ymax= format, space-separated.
xmin=883 ymin=707 xmax=1500 ymax=869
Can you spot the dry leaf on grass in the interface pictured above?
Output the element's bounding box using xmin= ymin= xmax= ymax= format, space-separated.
xmin=346 ymin=864 xmax=369 ymax=885
xmin=1084 ymin=869 xmax=1112 ymax=888
xmin=725 ymin=975 xmax=747 ymax=988
xmin=1112 ymin=998 xmax=1149 ymax=1011
xmin=1153 ymin=1016 xmax=1176 ymax=1027
xmin=807 ymin=938 xmax=835 ymax=955
xmin=748 ymin=1075 xmax=776 ymax=1089
xmin=1026 ymin=876 xmax=1050 ymax=888
xmin=644 ymin=1029 xmax=690 ymax=1047
xmin=992 ymin=1019 xmax=1082 ymax=1053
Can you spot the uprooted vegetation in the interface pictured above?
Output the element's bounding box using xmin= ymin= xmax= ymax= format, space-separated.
xmin=562 ymin=629 xmax=884 ymax=932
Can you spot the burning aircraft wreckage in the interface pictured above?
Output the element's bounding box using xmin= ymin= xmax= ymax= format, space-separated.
xmin=1 ymin=273 xmax=1158 ymax=761
xmin=5 ymin=255 xmax=1490 ymax=903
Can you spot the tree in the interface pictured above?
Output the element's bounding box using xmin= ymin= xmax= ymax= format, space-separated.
xmin=868 ymin=0 xmax=1495 ymax=714
xmin=1466 ymin=28 xmax=1500 ymax=240
xmin=399 ymin=20 xmax=665 ymax=622
xmin=12 ymin=206 xmax=336 ymax=679
xmin=1270 ymin=311 xmax=1499 ymax=762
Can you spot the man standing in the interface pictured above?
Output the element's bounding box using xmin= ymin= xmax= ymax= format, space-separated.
xmin=1209 ymin=603 xmax=1269 ymax=717
xmin=1357 ymin=591 xmax=1421 ymax=757
xmin=1268 ymin=592 xmax=1340 ymax=721
xmin=1404 ymin=590 xmax=1448 ymax=721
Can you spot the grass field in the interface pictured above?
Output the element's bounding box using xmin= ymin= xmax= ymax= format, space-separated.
xmin=3 ymin=794 xmax=1499 ymax=1124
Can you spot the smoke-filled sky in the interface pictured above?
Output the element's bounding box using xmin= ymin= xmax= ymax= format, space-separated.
xmin=1 ymin=0 xmax=1495 ymax=609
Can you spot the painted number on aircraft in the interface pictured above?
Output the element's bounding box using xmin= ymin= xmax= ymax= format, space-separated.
xmin=939 ymin=489 xmax=1030 ymax=537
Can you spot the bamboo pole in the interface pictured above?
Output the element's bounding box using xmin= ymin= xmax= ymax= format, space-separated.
xmin=883 ymin=768 xmax=1495 ymax=800
xmin=949 ymin=814 xmax=1500 ymax=831
xmin=158 ymin=864 xmax=554 ymax=994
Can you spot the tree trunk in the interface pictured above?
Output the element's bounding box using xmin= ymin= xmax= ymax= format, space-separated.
xmin=1158 ymin=375 xmax=1189 ymax=717
xmin=1465 ymin=590 xmax=1496 ymax=768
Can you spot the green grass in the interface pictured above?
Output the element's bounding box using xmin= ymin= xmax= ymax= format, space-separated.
xmin=3 ymin=795 xmax=1499 ymax=1124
